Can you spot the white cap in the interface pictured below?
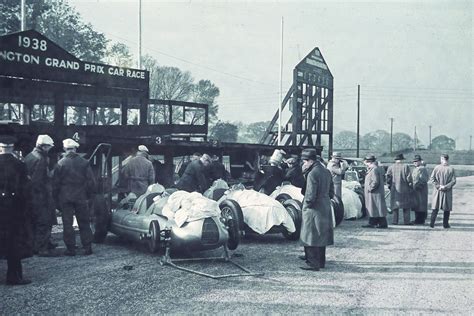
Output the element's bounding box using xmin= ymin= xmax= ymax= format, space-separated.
xmin=138 ymin=145 xmax=149 ymax=153
xmin=269 ymin=149 xmax=286 ymax=165
xmin=62 ymin=138 xmax=80 ymax=149
xmin=36 ymin=134 xmax=54 ymax=146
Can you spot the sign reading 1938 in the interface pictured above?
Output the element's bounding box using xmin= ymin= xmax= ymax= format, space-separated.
xmin=0 ymin=30 xmax=149 ymax=90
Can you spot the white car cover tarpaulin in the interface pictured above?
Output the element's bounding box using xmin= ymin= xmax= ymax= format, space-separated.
xmin=341 ymin=187 xmax=363 ymax=219
xmin=341 ymin=180 xmax=363 ymax=219
xmin=161 ymin=191 xmax=221 ymax=227
xmin=270 ymin=184 xmax=304 ymax=201
xmin=203 ymin=179 xmax=229 ymax=199
xmin=221 ymin=189 xmax=296 ymax=235
xmin=271 ymin=184 xmax=337 ymax=228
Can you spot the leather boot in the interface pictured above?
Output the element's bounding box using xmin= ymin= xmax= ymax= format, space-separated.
xmin=430 ymin=209 xmax=439 ymax=228
xmin=300 ymin=247 xmax=320 ymax=271
xmin=6 ymin=257 xmax=31 ymax=285
xmin=443 ymin=211 xmax=451 ymax=228
xmin=319 ymin=247 xmax=326 ymax=269
xmin=83 ymin=245 xmax=93 ymax=256
xmin=392 ymin=209 xmax=399 ymax=225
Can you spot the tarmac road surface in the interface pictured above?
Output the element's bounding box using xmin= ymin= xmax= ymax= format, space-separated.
xmin=1 ymin=176 xmax=473 ymax=314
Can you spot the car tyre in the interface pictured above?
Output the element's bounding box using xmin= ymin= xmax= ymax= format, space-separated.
xmin=147 ymin=220 xmax=160 ymax=253
xmin=219 ymin=199 xmax=244 ymax=230
xmin=354 ymin=188 xmax=367 ymax=218
xmin=275 ymin=193 xmax=292 ymax=204
xmin=331 ymin=195 xmax=345 ymax=227
xmin=281 ymin=199 xmax=302 ymax=241
xmin=219 ymin=201 xmax=242 ymax=250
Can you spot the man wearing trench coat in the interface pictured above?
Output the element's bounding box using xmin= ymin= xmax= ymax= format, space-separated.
xmin=429 ymin=154 xmax=456 ymax=228
xmin=411 ymin=155 xmax=429 ymax=225
xmin=362 ymin=155 xmax=389 ymax=228
xmin=299 ymin=148 xmax=335 ymax=271
xmin=386 ymin=153 xmax=413 ymax=225
xmin=0 ymin=135 xmax=33 ymax=285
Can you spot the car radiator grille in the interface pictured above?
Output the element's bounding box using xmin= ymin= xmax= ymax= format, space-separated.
xmin=201 ymin=218 xmax=219 ymax=245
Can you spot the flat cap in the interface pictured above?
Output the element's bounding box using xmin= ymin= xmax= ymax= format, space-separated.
xmin=62 ymin=138 xmax=80 ymax=149
xmin=301 ymin=148 xmax=318 ymax=161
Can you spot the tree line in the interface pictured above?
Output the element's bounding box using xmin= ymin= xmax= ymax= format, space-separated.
xmin=1 ymin=0 xmax=220 ymax=125
xmin=333 ymin=130 xmax=456 ymax=152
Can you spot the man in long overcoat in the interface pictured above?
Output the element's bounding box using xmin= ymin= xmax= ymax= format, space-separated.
xmin=429 ymin=154 xmax=456 ymax=228
xmin=362 ymin=155 xmax=389 ymax=228
xmin=299 ymin=148 xmax=334 ymax=271
xmin=176 ymin=154 xmax=212 ymax=193
xmin=326 ymin=152 xmax=349 ymax=198
xmin=386 ymin=153 xmax=413 ymax=225
xmin=0 ymin=135 xmax=33 ymax=285
xmin=24 ymin=134 xmax=58 ymax=256
xmin=53 ymin=139 xmax=96 ymax=256
xmin=120 ymin=145 xmax=155 ymax=197
xmin=411 ymin=155 xmax=429 ymax=225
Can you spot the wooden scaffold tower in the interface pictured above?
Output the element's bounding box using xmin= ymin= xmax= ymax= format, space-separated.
xmin=260 ymin=47 xmax=334 ymax=156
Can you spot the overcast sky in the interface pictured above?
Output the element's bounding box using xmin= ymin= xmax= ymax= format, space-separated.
xmin=69 ymin=0 xmax=473 ymax=149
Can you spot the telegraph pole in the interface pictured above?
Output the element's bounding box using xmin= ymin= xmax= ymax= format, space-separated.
xmin=470 ymin=135 xmax=472 ymax=151
xmin=356 ymin=84 xmax=360 ymax=158
xmin=429 ymin=125 xmax=432 ymax=150
xmin=390 ymin=118 xmax=394 ymax=155
xmin=414 ymin=126 xmax=417 ymax=151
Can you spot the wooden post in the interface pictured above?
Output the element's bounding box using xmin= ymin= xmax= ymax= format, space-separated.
xmin=22 ymin=103 xmax=32 ymax=125
xmin=54 ymin=94 xmax=65 ymax=126
xmin=328 ymin=88 xmax=334 ymax=160
xmin=163 ymin=149 xmax=174 ymax=187
xmin=121 ymin=99 xmax=128 ymax=125
xmin=139 ymin=99 xmax=148 ymax=125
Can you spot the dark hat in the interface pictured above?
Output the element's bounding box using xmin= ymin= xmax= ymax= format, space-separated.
xmin=441 ymin=153 xmax=449 ymax=160
xmin=285 ymin=154 xmax=299 ymax=164
xmin=301 ymin=148 xmax=318 ymax=161
xmin=394 ymin=153 xmax=405 ymax=160
xmin=413 ymin=155 xmax=423 ymax=162
xmin=0 ymin=135 xmax=17 ymax=146
xmin=364 ymin=154 xmax=376 ymax=162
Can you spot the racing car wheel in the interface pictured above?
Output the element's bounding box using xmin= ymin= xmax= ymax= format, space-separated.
xmin=275 ymin=193 xmax=292 ymax=204
xmin=219 ymin=200 xmax=243 ymax=250
xmin=147 ymin=220 xmax=161 ymax=253
xmin=331 ymin=195 xmax=345 ymax=227
xmin=281 ymin=199 xmax=302 ymax=241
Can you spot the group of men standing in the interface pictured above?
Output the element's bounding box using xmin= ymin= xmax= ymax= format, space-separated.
xmin=362 ymin=153 xmax=456 ymax=229
xmin=297 ymin=150 xmax=457 ymax=272
xmin=0 ymin=134 xmax=96 ymax=285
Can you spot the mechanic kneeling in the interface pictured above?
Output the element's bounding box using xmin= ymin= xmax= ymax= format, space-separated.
xmin=53 ymin=139 xmax=96 ymax=256
xmin=175 ymin=153 xmax=212 ymax=193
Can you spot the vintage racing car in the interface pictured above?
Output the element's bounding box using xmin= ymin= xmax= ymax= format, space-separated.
xmin=93 ymin=185 xmax=243 ymax=254
xmin=205 ymin=181 xmax=302 ymax=241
